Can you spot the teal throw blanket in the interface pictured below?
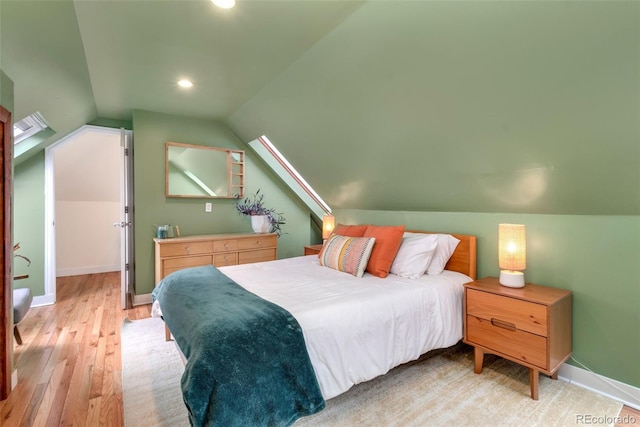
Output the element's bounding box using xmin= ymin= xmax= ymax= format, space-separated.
xmin=152 ymin=265 xmax=325 ymax=427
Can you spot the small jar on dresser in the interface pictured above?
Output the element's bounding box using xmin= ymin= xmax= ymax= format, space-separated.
xmin=463 ymin=277 xmax=572 ymax=400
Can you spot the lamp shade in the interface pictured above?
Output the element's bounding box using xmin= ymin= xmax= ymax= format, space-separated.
xmin=498 ymin=223 xmax=526 ymax=271
xmin=498 ymin=224 xmax=526 ymax=288
xmin=322 ymin=214 xmax=335 ymax=239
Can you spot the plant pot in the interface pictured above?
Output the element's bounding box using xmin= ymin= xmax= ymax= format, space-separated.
xmin=251 ymin=215 xmax=270 ymax=234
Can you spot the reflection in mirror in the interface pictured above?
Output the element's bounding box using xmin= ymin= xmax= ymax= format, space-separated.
xmin=166 ymin=142 xmax=244 ymax=198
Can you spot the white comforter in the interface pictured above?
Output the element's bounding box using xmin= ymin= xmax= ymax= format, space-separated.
xmin=217 ymin=255 xmax=470 ymax=400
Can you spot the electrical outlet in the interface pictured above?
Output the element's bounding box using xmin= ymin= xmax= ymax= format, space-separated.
xmin=205 ymin=202 xmax=212 ymax=213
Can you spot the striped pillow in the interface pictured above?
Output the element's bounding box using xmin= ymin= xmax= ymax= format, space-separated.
xmin=318 ymin=234 xmax=376 ymax=277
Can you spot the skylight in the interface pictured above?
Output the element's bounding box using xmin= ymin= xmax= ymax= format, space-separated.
xmin=14 ymin=112 xmax=48 ymax=144
xmin=249 ymin=135 xmax=331 ymax=220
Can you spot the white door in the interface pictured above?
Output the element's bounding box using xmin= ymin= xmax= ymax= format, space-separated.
xmin=117 ymin=129 xmax=134 ymax=309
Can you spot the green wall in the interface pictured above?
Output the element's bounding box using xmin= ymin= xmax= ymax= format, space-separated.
xmin=132 ymin=110 xmax=311 ymax=295
xmin=335 ymin=208 xmax=640 ymax=388
xmin=227 ymin=1 xmax=639 ymax=216
xmin=1 ymin=69 xmax=46 ymax=298
xmin=0 ymin=71 xmax=14 ymax=111
xmin=13 ymin=152 xmax=46 ymax=297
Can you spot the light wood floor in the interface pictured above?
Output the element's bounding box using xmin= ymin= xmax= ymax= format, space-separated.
xmin=0 ymin=272 xmax=637 ymax=426
xmin=0 ymin=272 xmax=150 ymax=426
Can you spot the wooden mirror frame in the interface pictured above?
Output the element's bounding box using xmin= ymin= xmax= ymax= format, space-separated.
xmin=165 ymin=142 xmax=244 ymax=199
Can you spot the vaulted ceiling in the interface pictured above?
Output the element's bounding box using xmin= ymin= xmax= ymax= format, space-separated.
xmin=2 ymin=1 xmax=638 ymax=215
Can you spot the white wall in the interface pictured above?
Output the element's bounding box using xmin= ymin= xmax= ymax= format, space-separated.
xmin=53 ymin=128 xmax=121 ymax=276
xmin=55 ymin=201 xmax=120 ymax=276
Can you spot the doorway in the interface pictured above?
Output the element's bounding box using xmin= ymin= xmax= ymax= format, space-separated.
xmin=44 ymin=126 xmax=133 ymax=308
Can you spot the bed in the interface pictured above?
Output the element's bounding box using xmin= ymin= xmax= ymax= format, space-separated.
xmin=152 ymin=229 xmax=477 ymax=426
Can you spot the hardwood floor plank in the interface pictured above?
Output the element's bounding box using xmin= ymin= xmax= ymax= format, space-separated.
xmin=31 ymin=360 xmax=66 ymax=427
xmin=42 ymin=332 xmax=79 ymax=427
xmin=86 ymin=396 xmax=102 ymax=427
xmin=59 ymin=295 xmax=99 ymax=426
xmin=89 ymin=336 xmax=107 ymax=400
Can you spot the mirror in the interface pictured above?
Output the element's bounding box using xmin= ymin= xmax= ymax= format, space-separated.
xmin=166 ymin=142 xmax=244 ymax=198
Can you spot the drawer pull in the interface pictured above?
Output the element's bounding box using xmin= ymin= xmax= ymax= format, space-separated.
xmin=185 ymin=246 xmax=190 ymax=254
xmin=491 ymin=318 xmax=516 ymax=331
xmin=224 ymin=243 xmax=229 ymax=249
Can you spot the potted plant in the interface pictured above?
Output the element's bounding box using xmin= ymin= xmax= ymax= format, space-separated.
xmin=234 ymin=189 xmax=286 ymax=237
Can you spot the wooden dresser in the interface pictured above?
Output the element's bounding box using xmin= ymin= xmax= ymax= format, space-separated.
xmin=463 ymin=277 xmax=572 ymax=400
xmin=154 ymin=233 xmax=277 ymax=340
xmin=154 ymin=233 xmax=278 ymax=285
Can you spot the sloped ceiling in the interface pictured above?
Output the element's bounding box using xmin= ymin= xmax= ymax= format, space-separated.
xmin=0 ymin=0 xmax=364 ymax=133
xmin=1 ymin=1 xmax=639 ymax=215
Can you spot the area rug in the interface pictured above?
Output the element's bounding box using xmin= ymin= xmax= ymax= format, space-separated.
xmin=121 ymin=317 xmax=622 ymax=426
xmin=121 ymin=317 xmax=189 ymax=427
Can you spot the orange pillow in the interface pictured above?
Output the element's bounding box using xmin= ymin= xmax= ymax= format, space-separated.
xmin=364 ymin=225 xmax=405 ymax=278
xmin=333 ymin=223 xmax=369 ymax=237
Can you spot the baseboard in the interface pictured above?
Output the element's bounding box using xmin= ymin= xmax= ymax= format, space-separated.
xmin=133 ymin=293 xmax=152 ymax=306
xmin=31 ymin=294 xmax=55 ymax=307
xmin=56 ymin=264 xmax=119 ymax=277
xmin=559 ymin=363 xmax=640 ymax=410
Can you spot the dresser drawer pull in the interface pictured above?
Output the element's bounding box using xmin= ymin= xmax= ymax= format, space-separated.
xmin=491 ymin=318 xmax=516 ymax=331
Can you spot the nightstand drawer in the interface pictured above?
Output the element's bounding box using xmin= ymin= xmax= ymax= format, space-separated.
xmin=466 ymin=315 xmax=547 ymax=369
xmin=466 ymin=288 xmax=548 ymax=336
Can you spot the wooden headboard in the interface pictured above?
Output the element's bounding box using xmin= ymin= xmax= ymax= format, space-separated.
xmin=407 ymin=230 xmax=477 ymax=280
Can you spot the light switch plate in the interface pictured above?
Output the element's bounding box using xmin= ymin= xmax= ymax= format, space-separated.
xmin=205 ymin=202 xmax=212 ymax=212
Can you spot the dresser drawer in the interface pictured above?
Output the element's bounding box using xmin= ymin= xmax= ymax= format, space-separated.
xmin=214 ymin=252 xmax=238 ymax=267
xmin=466 ymin=288 xmax=548 ymax=336
xmin=238 ymin=248 xmax=277 ymax=264
xmin=238 ymin=235 xmax=277 ymax=250
xmin=213 ymin=239 xmax=239 ymax=252
xmin=160 ymin=241 xmax=213 ymax=257
xmin=163 ymin=255 xmax=213 ymax=276
xmin=466 ymin=315 xmax=547 ymax=369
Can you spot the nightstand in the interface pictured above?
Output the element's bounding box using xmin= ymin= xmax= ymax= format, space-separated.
xmin=463 ymin=277 xmax=572 ymax=400
xmin=304 ymin=244 xmax=324 ymax=256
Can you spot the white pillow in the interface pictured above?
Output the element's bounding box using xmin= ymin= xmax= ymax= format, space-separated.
xmin=390 ymin=233 xmax=439 ymax=279
xmin=426 ymin=234 xmax=460 ymax=275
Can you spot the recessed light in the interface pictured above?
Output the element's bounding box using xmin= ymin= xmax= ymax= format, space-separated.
xmin=177 ymin=79 xmax=193 ymax=88
xmin=212 ymin=0 xmax=235 ymax=9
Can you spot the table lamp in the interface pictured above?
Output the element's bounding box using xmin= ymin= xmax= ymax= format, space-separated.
xmin=322 ymin=214 xmax=335 ymax=241
xmin=498 ymin=223 xmax=526 ymax=288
